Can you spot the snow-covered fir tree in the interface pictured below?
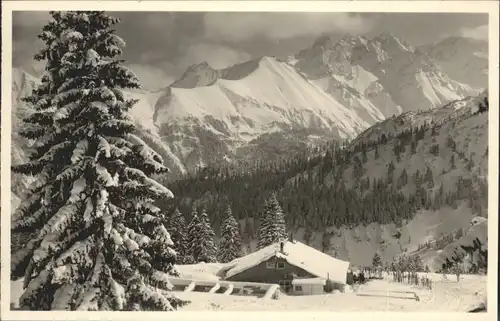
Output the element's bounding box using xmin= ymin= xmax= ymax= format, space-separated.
xmin=412 ymin=255 xmax=424 ymax=272
xmin=10 ymin=11 xmax=186 ymax=311
xmin=371 ymin=252 xmax=383 ymax=270
xmin=218 ymin=206 xmax=242 ymax=263
xmin=258 ymin=193 xmax=287 ymax=249
xmin=194 ymin=209 xmax=218 ymax=263
xmin=185 ymin=208 xmax=200 ymax=264
xmin=167 ymin=209 xmax=188 ymax=264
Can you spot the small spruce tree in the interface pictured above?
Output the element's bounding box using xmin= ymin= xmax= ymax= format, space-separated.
xmin=185 ymin=209 xmax=200 ymax=264
xmin=218 ymin=206 xmax=243 ymax=263
xmin=413 ymin=255 xmax=424 ymax=272
xmin=258 ymin=193 xmax=287 ymax=249
xmin=450 ymin=154 xmax=456 ymax=170
xmin=167 ymin=209 xmax=188 ymax=264
xmin=371 ymin=252 xmax=383 ymax=271
xmin=425 ymin=166 xmax=434 ymax=188
xmin=192 ymin=209 xmax=218 ymax=263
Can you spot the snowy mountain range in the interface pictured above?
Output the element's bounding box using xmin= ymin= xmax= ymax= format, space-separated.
xmin=292 ymin=34 xmax=479 ymax=115
xmin=11 ymin=33 xmax=487 ymax=204
xmin=152 ymin=33 xmax=484 ymax=170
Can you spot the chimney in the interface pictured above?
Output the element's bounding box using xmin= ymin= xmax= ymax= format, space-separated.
xmin=280 ymin=242 xmax=284 ymax=253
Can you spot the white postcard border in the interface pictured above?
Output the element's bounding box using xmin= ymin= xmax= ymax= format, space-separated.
xmin=1 ymin=1 xmax=498 ymax=321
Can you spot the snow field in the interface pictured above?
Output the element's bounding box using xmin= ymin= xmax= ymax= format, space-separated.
xmin=10 ymin=270 xmax=486 ymax=312
xmin=169 ymin=275 xmax=486 ymax=311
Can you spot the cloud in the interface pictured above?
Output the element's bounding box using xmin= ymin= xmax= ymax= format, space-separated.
xmin=12 ymin=11 xmax=50 ymax=28
xmin=178 ymin=43 xmax=252 ymax=69
xmin=12 ymin=39 xmax=45 ymax=76
xmin=459 ymin=24 xmax=488 ymax=41
xmin=127 ymin=43 xmax=251 ymax=90
xmin=203 ymin=13 xmax=371 ymax=42
xmin=127 ymin=64 xmax=175 ymax=91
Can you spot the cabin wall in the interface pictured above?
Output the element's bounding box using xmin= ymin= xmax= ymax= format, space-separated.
xmin=226 ymin=257 xmax=314 ymax=284
xmin=292 ymin=283 xmax=325 ymax=295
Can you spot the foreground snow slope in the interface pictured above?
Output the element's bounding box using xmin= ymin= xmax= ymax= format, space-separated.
xmin=169 ymin=277 xmax=486 ymax=312
xmin=10 ymin=276 xmax=486 ymax=312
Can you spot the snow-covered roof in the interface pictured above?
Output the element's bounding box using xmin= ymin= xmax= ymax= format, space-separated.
xmin=292 ymin=278 xmax=326 ymax=285
xmin=225 ymin=241 xmax=350 ymax=284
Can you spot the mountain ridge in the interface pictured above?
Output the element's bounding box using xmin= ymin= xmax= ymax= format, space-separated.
xmin=149 ymin=33 xmax=482 ymax=171
xmin=11 ymin=33 xmax=487 ymax=193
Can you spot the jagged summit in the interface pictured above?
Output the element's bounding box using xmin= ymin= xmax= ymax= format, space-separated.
xmin=373 ymin=32 xmax=414 ymax=51
xmin=171 ymin=61 xmax=221 ymax=89
xmin=295 ymin=32 xmax=475 ymax=115
xmin=373 ymin=31 xmax=404 ymax=42
xmin=338 ymin=34 xmax=369 ymax=46
xmin=171 ymin=57 xmax=268 ymax=89
xmin=311 ymin=34 xmax=338 ymax=49
xmin=186 ymin=61 xmax=213 ymax=71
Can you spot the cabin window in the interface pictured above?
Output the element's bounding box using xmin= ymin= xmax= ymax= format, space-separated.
xmin=277 ymin=262 xmax=285 ymax=269
xmin=295 ymin=285 xmax=303 ymax=291
xmin=266 ymin=261 xmax=275 ymax=269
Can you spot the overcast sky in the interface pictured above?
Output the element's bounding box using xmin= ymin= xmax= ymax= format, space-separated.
xmin=12 ymin=11 xmax=488 ymax=90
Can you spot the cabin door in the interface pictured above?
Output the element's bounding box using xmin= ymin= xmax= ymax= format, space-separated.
xmin=279 ymin=280 xmax=292 ymax=293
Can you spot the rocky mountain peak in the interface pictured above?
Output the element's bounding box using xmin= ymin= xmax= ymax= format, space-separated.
xmin=171 ymin=61 xmax=221 ymax=89
xmin=311 ymin=34 xmax=338 ymax=50
xmin=186 ymin=61 xmax=213 ymax=72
